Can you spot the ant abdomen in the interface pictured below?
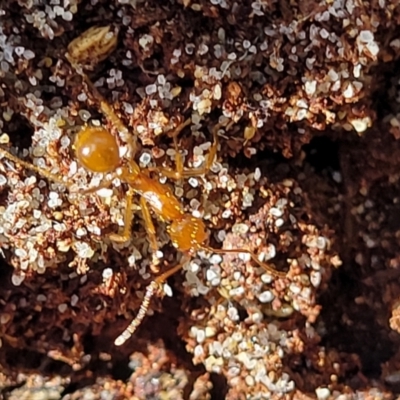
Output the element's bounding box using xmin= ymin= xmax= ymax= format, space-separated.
xmin=74 ymin=126 xmax=120 ymax=173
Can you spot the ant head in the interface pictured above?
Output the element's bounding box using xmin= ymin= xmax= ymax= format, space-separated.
xmin=168 ymin=216 xmax=208 ymax=252
xmin=74 ymin=125 xmax=120 ymax=174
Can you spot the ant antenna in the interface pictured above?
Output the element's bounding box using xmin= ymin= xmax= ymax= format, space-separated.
xmin=114 ymin=258 xmax=188 ymax=346
xmin=114 ymin=281 xmax=158 ymax=346
xmin=0 ymin=146 xmax=68 ymax=186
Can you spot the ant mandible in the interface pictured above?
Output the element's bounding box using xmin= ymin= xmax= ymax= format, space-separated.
xmin=0 ymin=26 xmax=287 ymax=347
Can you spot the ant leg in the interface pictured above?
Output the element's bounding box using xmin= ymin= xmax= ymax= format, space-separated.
xmin=66 ymin=28 xmax=137 ymax=152
xmin=139 ymin=197 xmax=158 ymax=253
xmin=147 ymin=119 xmax=192 ymax=180
xmin=1 ymin=147 xmax=119 ymax=197
xmin=169 ymin=118 xmax=192 ymax=178
xmin=0 ymin=147 xmax=68 ymax=187
xmin=66 ymin=54 xmax=135 ymax=147
xmin=72 ymin=177 xmax=115 ymax=195
xmin=203 ymin=245 xmax=287 ymax=279
xmin=114 ymin=256 xmax=189 ymax=346
xmin=175 ymin=124 xmax=219 ymax=178
xmin=81 ymin=73 xmax=140 ymax=160
xmin=109 ymin=187 xmax=135 ymax=243
xmin=150 ymin=122 xmax=220 ymax=180
xmin=84 ymin=75 xmax=130 ymax=137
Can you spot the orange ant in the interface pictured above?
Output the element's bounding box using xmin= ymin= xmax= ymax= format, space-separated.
xmin=0 ymin=26 xmax=287 ymax=346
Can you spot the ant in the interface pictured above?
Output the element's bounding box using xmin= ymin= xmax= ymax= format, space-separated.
xmin=0 ymin=26 xmax=287 ymax=346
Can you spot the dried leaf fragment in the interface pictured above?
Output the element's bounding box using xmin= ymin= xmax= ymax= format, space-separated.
xmin=67 ymin=26 xmax=118 ymax=69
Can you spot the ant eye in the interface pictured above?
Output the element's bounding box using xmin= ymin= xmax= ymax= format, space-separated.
xmin=74 ymin=126 xmax=120 ymax=173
